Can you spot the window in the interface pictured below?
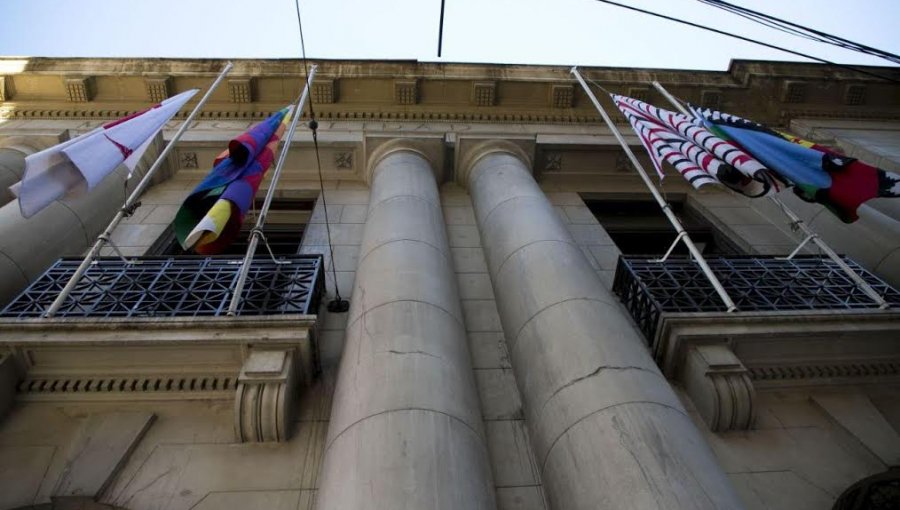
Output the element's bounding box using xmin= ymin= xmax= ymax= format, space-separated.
xmin=585 ymin=199 xmax=742 ymax=256
xmin=150 ymin=198 xmax=315 ymax=256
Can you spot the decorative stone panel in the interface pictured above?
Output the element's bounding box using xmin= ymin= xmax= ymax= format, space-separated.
xmin=64 ymin=76 xmax=95 ymax=102
xmin=544 ymin=152 xmax=562 ymax=171
xmin=235 ymin=349 xmax=301 ymax=443
xmin=313 ymin=79 xmax=336 ymax=104
xmin=228 ymin=78 xmax=255 ymax=103
xmin=680 ymin=343 xmax=755 ymax=432
xmin=782 ymin=80 xmax=807 ymax=103
xmin=395 ymin=79 xmax=418 ymax=105
xmin=178 ymin=151 xmax=198 ymax=169
xmin=844 ymin=84 xmax=867 ymax=106
xmin=472 ymin=81 xmax=496 ymax=106
xmin=550 ymin=84 xmax=574 ymax=108
xmin=700 ymin=89 xmax=721 ymax=110
xmin=334 ymin=151 xmax=353 ymax=169
xmin=145 ymin=76 xmax=172 ymax=102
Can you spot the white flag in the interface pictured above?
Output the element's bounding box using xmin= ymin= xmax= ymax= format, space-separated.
xmin=10 ymin=89 xmax=198 ymax=218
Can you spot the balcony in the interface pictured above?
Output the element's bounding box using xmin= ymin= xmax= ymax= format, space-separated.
xmin=0 ymin=255 xmax=325 ymax=443
xmin=612 ymin=255 xmax=900 ymax=432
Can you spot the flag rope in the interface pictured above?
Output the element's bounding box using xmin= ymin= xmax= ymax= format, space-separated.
xmin=571 ymin=66 xmax=738 ymax=312
xmin=650 ymin=80 xmax=889 ymax=309
xmin=43 ymin=62 xmax=234 ymax=318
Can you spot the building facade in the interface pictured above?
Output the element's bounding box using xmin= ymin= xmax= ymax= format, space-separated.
xmin=0 ymin=57 xmax=898 ymax=510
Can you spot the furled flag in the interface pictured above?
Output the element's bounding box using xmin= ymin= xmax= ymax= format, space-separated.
xmin=10 ymin=89 xmax=198 ymax=218
xmin=174 ymin=106 xmax=293 ymax=254
xmin=612 ymin=94 xmax=782 ymax=198
xmin=693 ymin=106 xmax=900 ymax=223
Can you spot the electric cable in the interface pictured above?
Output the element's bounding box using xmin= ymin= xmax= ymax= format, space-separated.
xmin=697 ymin=0 xmax=900 ymax=65
xmin=590 ymin=0 xmax=900 ymax=85
xmin=294 ymin=0 xmax=349 ymax=312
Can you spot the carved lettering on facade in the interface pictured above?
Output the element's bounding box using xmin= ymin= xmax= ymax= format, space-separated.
xmin=782 ymin=80 xmax=807 ymax=103
xmin=844 ymin=84 xmax=867 ymax=106
xmin=313 ymin=79 xmax=337 ymax=104
xmin=700 ymin=90 xmax=721 ymax=110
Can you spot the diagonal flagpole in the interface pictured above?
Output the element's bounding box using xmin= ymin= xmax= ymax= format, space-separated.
xmin=571 ymin=66 xmax=738 ymax=312
xmin=226 ymin=64 xmax=318 ymax=316
xmin=650 ymin=80 xmax=889 ymax=310
xmin=43 ymin=62 xmax=234 ymax=318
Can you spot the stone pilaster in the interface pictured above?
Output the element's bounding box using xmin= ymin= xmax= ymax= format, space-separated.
xmin=316 ymin=143 xmax=495 ymax=510
xmin=461 ymin=140 xmax=743 ymax=510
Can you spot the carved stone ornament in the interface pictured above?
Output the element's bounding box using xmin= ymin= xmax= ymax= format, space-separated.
xmin=334 ymin=151 xmax=353 ymax=169
xmin=234 ymin=349 xmax=301 ymax=443
xmin=615 ymin=152 xmax=631 ymax=172
xmin=550 ymin=84 xmax=574 ymax=108
xmin=313 ymin=79 xmax=337 ymax=104
xmin=844 ymin=84 xmax=867 ymax=106
xmin=628 ymin=87 xmax=650 ymax=103
xmin=680 ymin=343 xmax=755 ymax=432
xmin=700 ymin=90 xmax=721 ymax=110
xmin=782 ymin=80 xmax=807 ymax=104
xmin=229 ymin=78 xmax=255 ymax=103
xmin=395 ymin=80 xmax=418 ymax=105
xmin=179 ymin=151 xmax=199 ymax=169
xmin=472 ymin=81 xmax=496 ymax=107
xmin=145 ymin=76 xmax=172 ymax=103
xmin=64 ymin=76 xmax=95 ymax=102
xmin=544 ymin=152 xmax=562 ymax=171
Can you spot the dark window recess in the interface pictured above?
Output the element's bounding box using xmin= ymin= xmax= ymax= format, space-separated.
xmin=586 ymin=199 xmax=742 ymax=256
xmin=150 ymin=198 xmax=314 ymax=256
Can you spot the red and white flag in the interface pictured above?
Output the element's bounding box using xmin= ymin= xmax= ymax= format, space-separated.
xmin=10 ymin=89 xmax=198 ymax=218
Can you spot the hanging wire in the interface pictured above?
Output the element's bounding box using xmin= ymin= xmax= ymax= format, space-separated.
xmin=437 ymin=0 xmax=447 ymax=57
xmin=697 ymin=0 xmax=900 ymax=65
xmin=294 ymin=0 xmax=349 ymax=313
xmin=590 ymin=0 xmax=900 ymax=85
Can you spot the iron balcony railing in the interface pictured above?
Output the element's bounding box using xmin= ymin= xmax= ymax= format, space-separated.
xmin=613 ymin=255 xmax=900 ymax=344
xmin=0 ymin=255 xmax=324 ymax=319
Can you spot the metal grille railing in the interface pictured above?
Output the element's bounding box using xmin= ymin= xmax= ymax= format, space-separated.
xmin=613 ymin=255 xmax=900 ymax=343
xmin=0 ymin=255 xmax=324 ymax=319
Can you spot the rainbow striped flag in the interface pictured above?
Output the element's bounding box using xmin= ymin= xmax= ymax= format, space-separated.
xmin=174 ymin=106 xmax=293 ymax=254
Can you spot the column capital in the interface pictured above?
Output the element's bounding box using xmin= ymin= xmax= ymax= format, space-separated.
xmin=365 ymin=137 xmax=443 ymax=185
xmin=456 ymin=139 xmax=533 ymax=189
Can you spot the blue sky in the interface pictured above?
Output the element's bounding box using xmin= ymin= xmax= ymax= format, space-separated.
xmin=1 ymin=0 xmax=899 ymax=70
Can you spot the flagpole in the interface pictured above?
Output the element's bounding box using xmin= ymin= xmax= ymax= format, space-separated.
xmin=571 ymin=67 xmax=738 ymax=312
xmin=226 ymin=65 xmax=318 ymax=317
xmin=43 ymin=62 xmax=234 ymax=318
xmin=650 ymin=80 xmax=889 ymax=310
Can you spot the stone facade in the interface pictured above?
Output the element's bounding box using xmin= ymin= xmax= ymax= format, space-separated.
xmin=0 ymin=58 xmax=899 ymax=510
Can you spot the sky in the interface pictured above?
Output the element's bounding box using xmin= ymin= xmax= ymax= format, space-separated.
xmin=0 ymin=0 xmax=899 ymax=70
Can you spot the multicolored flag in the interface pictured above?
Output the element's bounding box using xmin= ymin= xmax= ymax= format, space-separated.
xmin=174 ymin=106 xmax=293 ymax=254
xmin=10 ymin=89 xmax=198 ymax=218
xmin=612 ymin=94 xmax=781 ymax=198
xmin=693 ymin=106 xmax=900 ymax=222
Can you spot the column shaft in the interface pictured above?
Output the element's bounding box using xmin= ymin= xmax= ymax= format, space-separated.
xmin=316 ymin=150 xmax=495 ymax=510
xmin=466 ymin=149 xmax=743 ymax=510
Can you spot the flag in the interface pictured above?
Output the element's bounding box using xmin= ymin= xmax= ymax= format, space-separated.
xmin=174 ymin=106 xmax=293 ymax=254
xmin=10 ymin=89 xmax=198 ymax=218
xmin=612 ymin=94 xmax=781 ymax=198
xmin=693 ymin=106 xmax=900 ymax=223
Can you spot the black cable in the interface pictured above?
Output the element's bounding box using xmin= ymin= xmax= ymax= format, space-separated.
xmin=590 ymin=0 xmax=900 ymax=85
xmin=294 ymin=0 xmax=348 ymax=312
xmin=437 ymin=0 xmax=447 ymax=57
xmin=698 ymin=0 xmax=900 ymax=65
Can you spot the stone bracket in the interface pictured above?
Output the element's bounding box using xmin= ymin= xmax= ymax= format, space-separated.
xmin=680 ymin=343 xmax=755 ymax=432
xmin=234 ymin=349 xmax=301 ymax=443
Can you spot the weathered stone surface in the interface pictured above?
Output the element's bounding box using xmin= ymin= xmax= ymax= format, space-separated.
xmin=316 ymin=148 xmax=495 ymax=510
xmin=464 ymin=146 xmax=742 ymax=510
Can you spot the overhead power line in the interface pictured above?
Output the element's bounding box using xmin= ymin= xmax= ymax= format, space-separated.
xmin=590 ymin=0 xmax=900 ymax=85
xmin=697 ymin=0 xmax=900 ymax=65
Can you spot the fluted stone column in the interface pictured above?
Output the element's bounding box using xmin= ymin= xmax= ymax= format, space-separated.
xmin=461 ymin=141 xmax=743 ymax=510
xmin=316 ymin=142 xmax=496 ymax=510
